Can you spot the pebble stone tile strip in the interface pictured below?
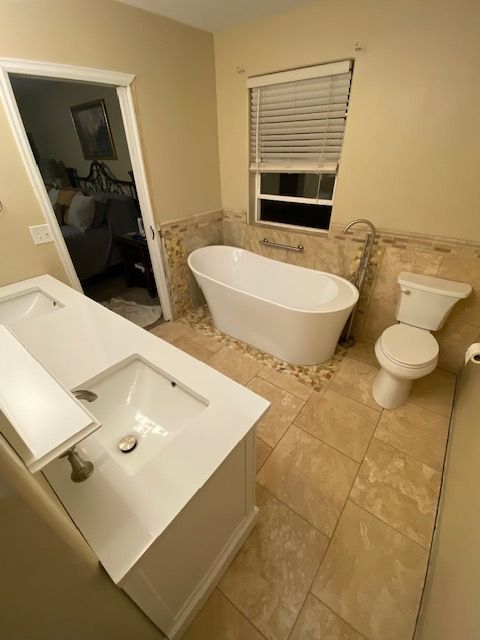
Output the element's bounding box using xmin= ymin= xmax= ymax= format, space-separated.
xmin=176 ymin=305 xmax=347 ymax=390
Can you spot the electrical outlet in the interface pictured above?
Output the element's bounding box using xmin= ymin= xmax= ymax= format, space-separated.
xmin=29 ymin=224 xmax=53 ymax=245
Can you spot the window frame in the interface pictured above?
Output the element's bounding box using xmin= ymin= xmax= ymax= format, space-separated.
xmin=247 ymin=60 xmax=351 ymax=235
xmin=253 ymin=170 xmax=337 ymax=234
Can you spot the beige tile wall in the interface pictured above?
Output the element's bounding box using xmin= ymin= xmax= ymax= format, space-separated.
xmin=162 ymin=209 xmax=480 ymax=372
xmin=160 ymin=210 xmax=223 ymax=318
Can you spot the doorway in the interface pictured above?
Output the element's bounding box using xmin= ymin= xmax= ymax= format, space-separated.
xmin=0 ymin=59 xmax=172 ymax=325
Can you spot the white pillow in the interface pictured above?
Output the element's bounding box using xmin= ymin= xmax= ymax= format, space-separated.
xmin=48 ymin=187 xmax=59 ymax=206
xmin=66 ymin=193 xmax=95 ymax=233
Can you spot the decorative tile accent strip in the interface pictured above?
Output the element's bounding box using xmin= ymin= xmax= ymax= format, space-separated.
xmin=222 ymin=211 xmax=480 ymax=372
xmin=159 ymin=207 xmax=480 ymax=372
xmin=160 ymin=209 xmax=223 ymax=317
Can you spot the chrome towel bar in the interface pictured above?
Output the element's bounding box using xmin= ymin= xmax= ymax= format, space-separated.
xmin=260 ymin=238 xmax=304 ymax=253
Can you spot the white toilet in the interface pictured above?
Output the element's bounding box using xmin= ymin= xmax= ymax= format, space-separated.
xmin=372 ymin=271 xmax=472 ymax=409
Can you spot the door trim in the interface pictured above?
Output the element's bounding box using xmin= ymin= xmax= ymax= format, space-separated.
xmin=0 ymin=58 xmax=172 ymax=320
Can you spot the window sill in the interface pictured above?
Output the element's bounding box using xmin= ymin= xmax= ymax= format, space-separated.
xmin=247 ymin=215 xmax=330 ymax=238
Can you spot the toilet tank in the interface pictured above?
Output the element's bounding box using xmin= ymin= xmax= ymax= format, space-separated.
xmin=395 ymin=272 xmax=472 ymax=331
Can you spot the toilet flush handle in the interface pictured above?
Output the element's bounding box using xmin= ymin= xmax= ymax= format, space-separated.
xmin=402 ymin=289 xmax=411 ymax=295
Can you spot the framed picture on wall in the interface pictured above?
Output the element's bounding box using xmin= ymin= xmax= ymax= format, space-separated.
xmin=70 ymin=99 xmax=117 ymax=160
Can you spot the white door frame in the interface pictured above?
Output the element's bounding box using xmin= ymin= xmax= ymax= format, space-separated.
xmin=0 ymin=58 xmax=173 ymax=320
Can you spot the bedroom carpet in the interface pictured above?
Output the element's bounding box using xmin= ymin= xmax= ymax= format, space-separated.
xmin=83 ymin=272 xmax=159 ymax=307
xmin=103 ymin=298 xmax=162 ymax=328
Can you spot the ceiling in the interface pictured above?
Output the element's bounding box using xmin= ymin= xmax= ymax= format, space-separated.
xmin=115 ymin=0 xmax=315 ymax=32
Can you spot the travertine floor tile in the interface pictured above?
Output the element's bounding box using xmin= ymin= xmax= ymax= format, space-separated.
xmin=312 ymin=501 xmax=428 ymax=640
xmin=207 ymin=347 xmax=262 ymax=385
xmin=346 ymin=340 xmax=378 ymax=368
xmin=289 ymin=594 xmax=364 ymax=640
xmin=410 ymin=368 xmax=456 ymax=417
xmin=375 ymin=402 xmax=449 ymax=471
xmin=256 ymin=438 xmax=272 ymax=473
xmin=295 ymin=388 xmax=380 ymax=462
xmin=150 ymin=320 xmax=187 ymax=342
xmin=330 ymin=358 xmax=381 ymax=409
xmin=172 ymin=336 xmax=213 ymax=362
xmin=220 ymin=486 xmax=328 ymax=640
xmin=181 ymin=326 xmax=224 ymax=353
xmin=182 ymin=589 xmax=264 ymax=640
xmin=350 ymin=438 xmax=441 ymax=547
xmin=247 ymin=378 xmax=304 ymax=447
xmin=257 ymin=426 xmax=358 ymax=536
xmin=258 ymin=366 xmax=313 ymax=401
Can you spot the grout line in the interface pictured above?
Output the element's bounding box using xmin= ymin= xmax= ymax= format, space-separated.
xmin=306 ymin=595 xmax=370 ymax=640
xmin=285 ymin=572 xmax=325 ymax=640
xmin=183 ymin=333 xmax=224 ymax=354
xmin=347 ymin=497 xmax=430 ymax=552
xmin=255 ymin=440 xmax=273 ymax=475
xmin=411 ymin=375 xmax=457 ymax=636
xmin=291 ymin=419 xmax=365 ymax=465
xmin=298 ymin=396 xmax=446 ymax=633
xmin=370 ymin=432 xmax=446 ymax=474
xmin=305 ymin=402 xmax=382 ymax=605
xmin=344 ymin=417 xmax=442 ymax=551
xmin=258 ymin=482 xmax=331 ymax=541
xmin=326 ymin=379 xmax=382 ymax=413
xmin=216 ymin=588 xmax=269 ymax=640
xmin=180 ymin=309 xmax=451 ymax=637
xmin=256 ymin=367 xmax=314 ymax=401
xmin=292 ymin=400 xmax=382 ymax=464
xmin=435 ymin=254 xmax=444 ymax=276
xmin=407 ymin=394 xmax=453 ymax=419
xmin=255 ymin=432 xmax=275 ymax=450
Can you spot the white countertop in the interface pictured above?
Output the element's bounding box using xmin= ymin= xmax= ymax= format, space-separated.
xmin=0 ymin=325 xmax=99 ymax=472
xmin=1 ymin=275 xmax=269 ymax=583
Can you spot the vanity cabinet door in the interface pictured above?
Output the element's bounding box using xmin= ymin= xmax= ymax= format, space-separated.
xmin=120 ymin=430 xmax=256 ymax=639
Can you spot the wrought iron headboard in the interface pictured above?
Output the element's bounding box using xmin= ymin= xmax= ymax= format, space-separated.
xmin=68 ymin=160 xmax=138 ymax=203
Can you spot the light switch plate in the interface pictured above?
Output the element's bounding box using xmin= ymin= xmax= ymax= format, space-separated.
xmin=29 ymin=224 xmax=53 ymax=245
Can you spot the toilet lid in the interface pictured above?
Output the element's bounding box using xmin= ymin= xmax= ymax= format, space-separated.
xmin=380 ymin=324 xmax=439 ymax=367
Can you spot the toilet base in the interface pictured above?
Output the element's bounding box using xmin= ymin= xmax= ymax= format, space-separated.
xmin=372 ymin=368 xmax=412 ymax=409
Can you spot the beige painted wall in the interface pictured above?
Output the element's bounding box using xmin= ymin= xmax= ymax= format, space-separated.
xmin=14 ymin=79 xmax=132 ymax=180
xmin=415 ymin=362 xmax=480 ymax=639
xmin=0 ymin=467 xmax=164 ymax=638
xmin=214 ymin=0 xmax=480 ymax=240
xmin=0 ymin=0 xmax=221 ymax=287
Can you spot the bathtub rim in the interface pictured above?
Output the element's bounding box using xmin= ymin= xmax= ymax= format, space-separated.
xmin=188 ymin=245 xmax=359 ymax=315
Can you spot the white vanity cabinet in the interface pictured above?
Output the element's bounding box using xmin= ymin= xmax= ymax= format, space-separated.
xmin=120 ymin=431 xmax=256 ymax=639
xmin=1 ymin=276 xmax=268 ymax=640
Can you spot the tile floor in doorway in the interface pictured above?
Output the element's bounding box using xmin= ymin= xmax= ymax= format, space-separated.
xmin=150 ymin=311 xmax=455 ymax=640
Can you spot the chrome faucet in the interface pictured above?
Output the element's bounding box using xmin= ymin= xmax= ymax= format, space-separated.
xmin=59 ymin=446 xmax=94 ymax=482
xmin=72 ymin=389 xmax=97 ymax=402
xmin=57 ymin=389 xmax=97 ymax=482
xmin=341 ymin=218 xmax=377 ymax=344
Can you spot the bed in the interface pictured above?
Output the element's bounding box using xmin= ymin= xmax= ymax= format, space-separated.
xmin=51 ymin=161 xmax=140 ymax=281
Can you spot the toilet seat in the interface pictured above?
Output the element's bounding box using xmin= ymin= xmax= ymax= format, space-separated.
xmin=378 ymin=324 xmax=439 ymax=369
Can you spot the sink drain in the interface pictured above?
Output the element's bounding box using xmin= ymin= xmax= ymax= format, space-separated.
xmin=118 ymin=435 xmax=137 ymax=453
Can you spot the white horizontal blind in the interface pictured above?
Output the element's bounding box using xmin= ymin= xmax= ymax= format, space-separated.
xmin=249 ymin=61 xmax=352 ymax=173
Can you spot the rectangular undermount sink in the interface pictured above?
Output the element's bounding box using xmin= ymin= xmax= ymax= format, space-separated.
xmin=0 ymin=288 xmax=63 ymax=325
xmin=76 ymin=356 xmax=209 ymax=475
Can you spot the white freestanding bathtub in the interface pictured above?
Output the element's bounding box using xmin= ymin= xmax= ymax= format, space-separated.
xmin=188 ymin=246 xmax=359 ymax=365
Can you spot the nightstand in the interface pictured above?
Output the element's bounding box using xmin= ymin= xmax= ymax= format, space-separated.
xmin=115 ymin=235 xmax=156 ymax=298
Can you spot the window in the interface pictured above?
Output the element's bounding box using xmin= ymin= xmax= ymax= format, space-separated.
xmin=248 ymin=61 xmax=352 ymax=232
